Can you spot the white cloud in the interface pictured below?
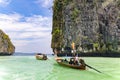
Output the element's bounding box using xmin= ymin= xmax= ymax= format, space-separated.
xmin=35 ymin=0 xmax=53 ymax=8
xmin=0 ymin=0 xmax=11 ymax=6
xmin=0 ymin=13 xmax=53 ymax=53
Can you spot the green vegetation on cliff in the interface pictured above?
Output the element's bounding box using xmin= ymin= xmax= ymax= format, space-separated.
xmin=51 ymin=0 xmax=64 ymax=49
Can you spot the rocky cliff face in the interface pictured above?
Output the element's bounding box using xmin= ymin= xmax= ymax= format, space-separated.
xmin=52 ymin=0 xmax=120 ymax=52
xmin=0 ymin=29 xmax=15 ymax=55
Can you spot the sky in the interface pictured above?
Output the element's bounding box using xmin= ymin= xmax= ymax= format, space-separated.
xmin=0 ymin=0 xmax=53 ymax=54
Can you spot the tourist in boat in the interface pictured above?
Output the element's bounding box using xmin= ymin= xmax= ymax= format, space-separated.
xmin=79 ymin=59 xmax=86 ymax=66
xmin=69 ymin=58 xmax=74 ymax=65
xmin=64 ymin=58 xmax=68 ymax=62
xmin=72 ymin=54 xmax=79 ymax=65
xmin=75 ymin=54 xmax=79 ymax=61
xmin=74 ymin=59 xmax=79 ymax=65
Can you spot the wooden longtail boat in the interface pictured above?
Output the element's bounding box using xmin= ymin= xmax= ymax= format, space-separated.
xmin=36 ymin=53 xmax=47 ymax=60
xmin=56 ymin=58 xmax=86 ymax=70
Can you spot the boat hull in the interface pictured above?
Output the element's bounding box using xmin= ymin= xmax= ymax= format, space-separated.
xmin=36 ymin=55 xmax=47 ymax=60
xmin=56 ymin=59 xmax=86 ymax=70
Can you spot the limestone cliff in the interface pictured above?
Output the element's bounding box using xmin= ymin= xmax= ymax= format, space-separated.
xmin=51 ymin=0 xmax=120 ymax=52
xmin=0 ymin=29 xmax=15 ymax=55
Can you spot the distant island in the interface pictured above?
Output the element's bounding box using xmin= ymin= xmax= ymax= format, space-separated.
xmin=0 ymin=29 xmax=15 ymax=55
xmin=51 ymin=0 xmax=120 ymax=57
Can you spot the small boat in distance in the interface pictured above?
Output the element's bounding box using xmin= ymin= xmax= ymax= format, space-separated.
xmin=56 ymin=58 xmax=86 ymax=70
xmin=36 ymin=53 xmax=47 ymax=60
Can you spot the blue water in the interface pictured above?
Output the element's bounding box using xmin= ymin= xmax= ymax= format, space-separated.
xmin=0 ymin=53 xmax=120 ymax=80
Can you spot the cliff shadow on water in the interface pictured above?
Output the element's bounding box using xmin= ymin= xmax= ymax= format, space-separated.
xmin=0 ymin=52 xmax=13 ymax=56
xmin=57 ymin=51 xmax=120 ymax=58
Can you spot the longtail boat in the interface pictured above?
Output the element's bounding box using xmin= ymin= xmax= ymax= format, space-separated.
xmin=56 ymin=58 xmax=86 ymax=70
xmin=36 ymin=53 xmax=47 ymax=60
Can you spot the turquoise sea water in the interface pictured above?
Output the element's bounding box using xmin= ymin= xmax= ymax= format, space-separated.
xmin=0 ymin=55 xmax=120 ymax=80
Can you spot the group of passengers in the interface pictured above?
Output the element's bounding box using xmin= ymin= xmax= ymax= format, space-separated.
xmin=63 ymin=56 xmax=85 ymax=66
